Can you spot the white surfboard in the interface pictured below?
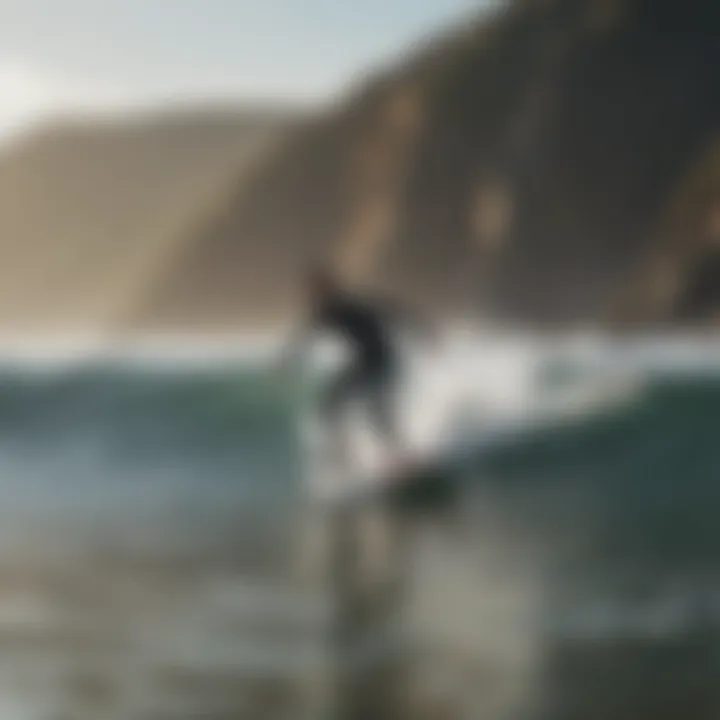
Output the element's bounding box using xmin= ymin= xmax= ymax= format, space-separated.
xmin=299 ymin=401 xmax=461 ymax=508
xmin=301 ymin=374 xmax=640 ymax=507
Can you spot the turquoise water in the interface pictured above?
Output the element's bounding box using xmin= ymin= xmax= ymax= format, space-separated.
xmin=0 ymin=361 xmax=303 ymax=549
xmin=0 ymin=351 xmax=716 ymax=718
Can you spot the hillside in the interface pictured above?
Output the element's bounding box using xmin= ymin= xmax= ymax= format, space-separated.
xmin=130 ymin=0 xmax=720 ymax=331
xmin=0 ymin=107 xmax=295 ymax=334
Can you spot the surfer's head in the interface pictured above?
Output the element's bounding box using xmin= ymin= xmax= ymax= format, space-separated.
xmin=307 ymin=264 xmax=340 ymax=305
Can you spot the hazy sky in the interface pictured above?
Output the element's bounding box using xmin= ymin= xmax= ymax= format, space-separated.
xmin=0 ymin=0 xmax=484 ymax=137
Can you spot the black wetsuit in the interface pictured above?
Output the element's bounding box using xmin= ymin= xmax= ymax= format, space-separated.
xmin=311 ymin=294 xmax=399 ymax=440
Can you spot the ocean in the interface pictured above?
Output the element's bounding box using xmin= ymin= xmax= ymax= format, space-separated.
xmin=0 ymin=337 xmax=717 ymax=719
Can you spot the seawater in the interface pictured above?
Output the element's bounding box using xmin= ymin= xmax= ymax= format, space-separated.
xmin=0 ymin=339 xmax=714 ymax=719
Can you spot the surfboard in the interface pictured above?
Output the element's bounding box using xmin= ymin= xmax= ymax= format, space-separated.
xmin=301 ymin=353 xmax=641 ymax=511
xmin=302 ymin=416 xmax=461 ymax=511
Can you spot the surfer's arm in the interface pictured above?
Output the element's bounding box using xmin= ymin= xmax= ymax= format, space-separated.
xmin=278 ymin=329 xmax=309 ymax=372
xmin=277 ymin=315 xmax=321 ymax=372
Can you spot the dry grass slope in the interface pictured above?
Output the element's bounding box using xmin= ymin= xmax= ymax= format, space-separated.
xmin=0 ymin=107 xmax=295 ymax=334
xmin=134 ymin=0 xmax=720 ymax=330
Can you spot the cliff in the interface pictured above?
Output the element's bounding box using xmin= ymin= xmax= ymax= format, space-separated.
xmin=131 ymin=0 xmax=720 ymax=331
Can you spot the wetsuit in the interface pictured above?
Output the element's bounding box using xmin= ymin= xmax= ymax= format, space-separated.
xmin=311 ymin=293 xmax=400 ymax=442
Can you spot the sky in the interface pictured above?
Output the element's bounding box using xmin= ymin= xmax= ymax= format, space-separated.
xmin=0 ymin=0 xmax=484 ymax=139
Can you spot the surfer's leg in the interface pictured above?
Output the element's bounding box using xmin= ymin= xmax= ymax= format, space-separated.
xmin=321 ymin=367 xmax=359 ymax=421
xmin=320 ymin=366 xmax=362 ymax=467
xmin=365 ymin=364 xmax=401 ymax=451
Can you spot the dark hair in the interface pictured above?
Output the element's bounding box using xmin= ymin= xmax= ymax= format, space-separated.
xmin=307 ymin=263 xmax=337 ymax=290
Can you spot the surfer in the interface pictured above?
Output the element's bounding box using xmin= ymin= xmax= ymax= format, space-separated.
xmin=282 ymin=267 xmax=432 ymax=470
